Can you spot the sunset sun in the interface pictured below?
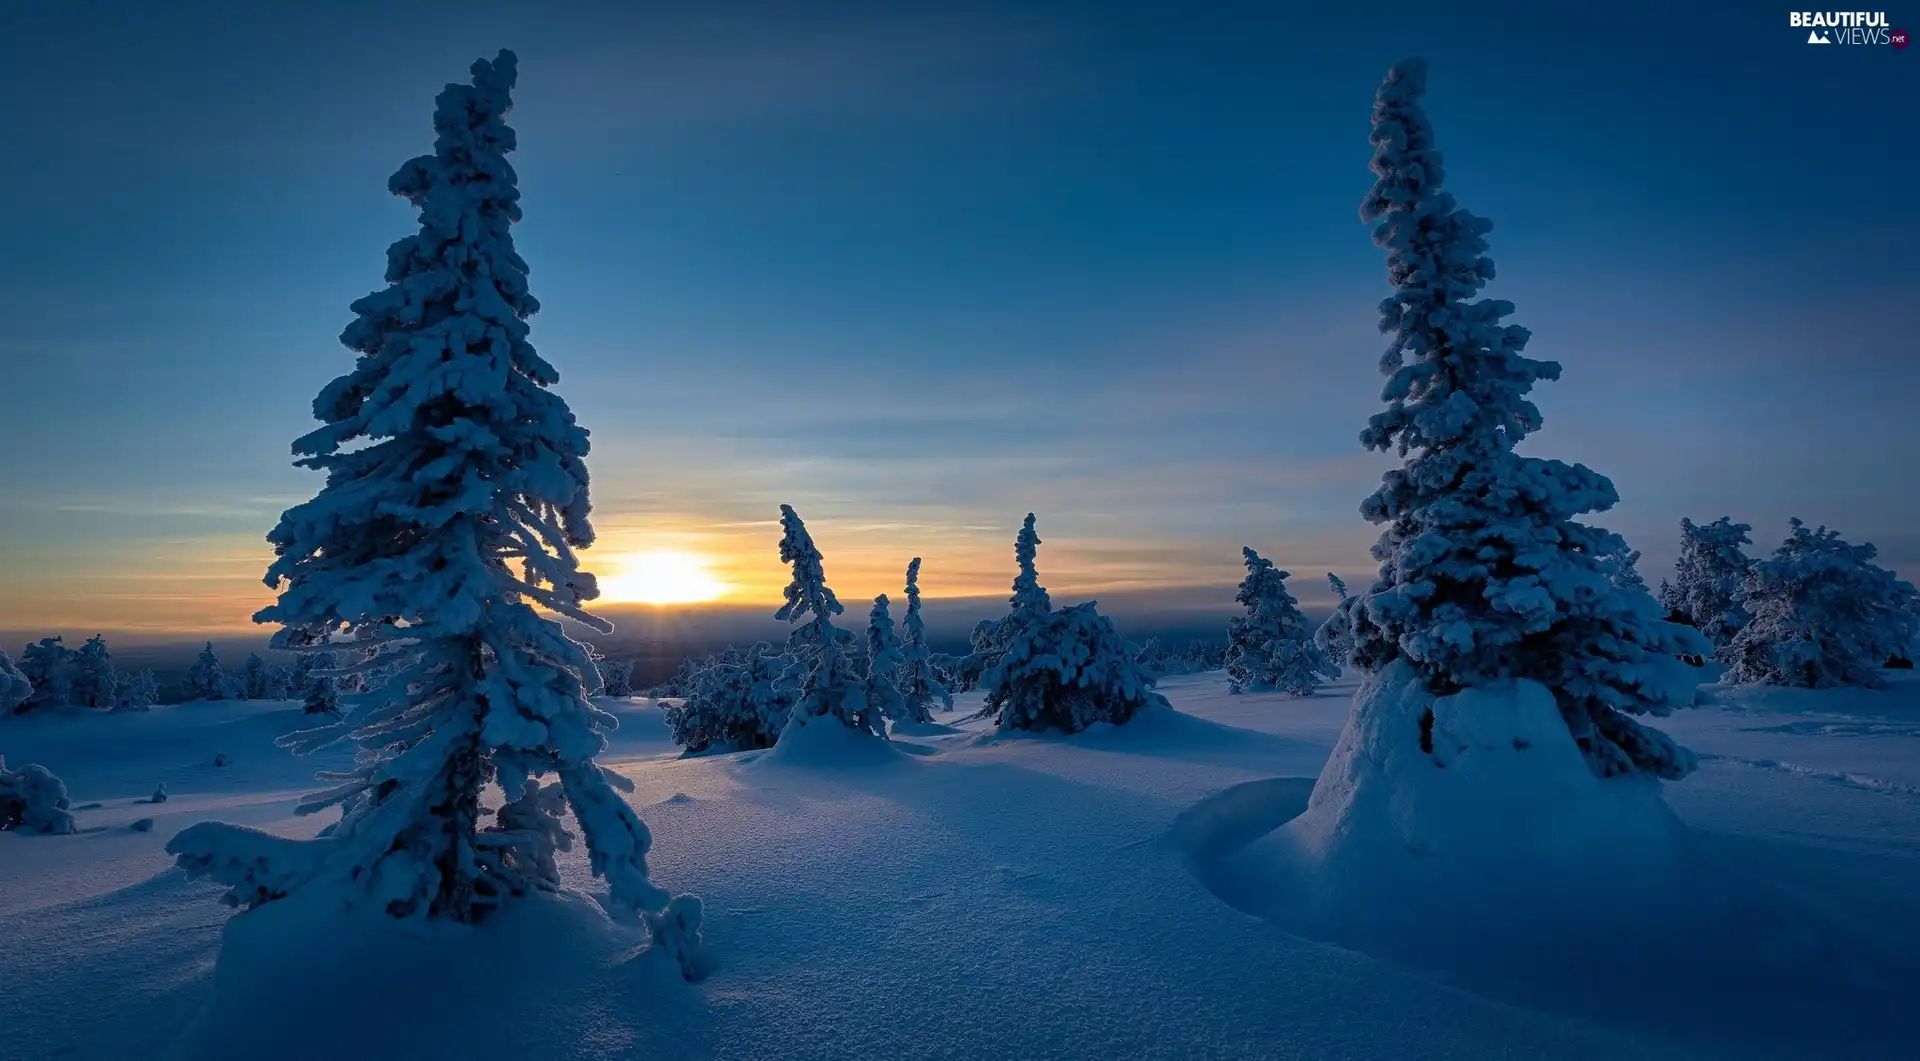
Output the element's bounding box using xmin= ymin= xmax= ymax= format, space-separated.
xmin=597 ymin=550 xmax=728 ymax=605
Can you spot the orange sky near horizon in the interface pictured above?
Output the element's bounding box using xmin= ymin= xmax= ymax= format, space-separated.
xmin=0 ymin=511 xmax=1368 ymax=639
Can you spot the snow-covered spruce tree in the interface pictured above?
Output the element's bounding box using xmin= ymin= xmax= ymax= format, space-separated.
xmin=984 ymin=604 xmax=1168 ymax=732
xmin=0 ymin=649 xmax=32 ymax=715
xmin=0 ymin=757 xmax=77 ymax=835
xmin=1316 ymin=572 xmax=1358 ymax=665
xmin=1225 ymin=548 xmax=1338 ymax=696
xmin=774 ymin=505 xmax=882 ymax=737
xmin=17 ymin=637 xmax=76 ymax=712
xmin=1660 ymin=517 xmax=1754 ymax=650
xmin=1724 ymin=519 xmax=1920 ymax=689
xmin=960 ymin=513 xmax=1053 ymax=687
xmin=897 ymin=558 xmax=953 ymax=716
xmin=864 ymin=594 xmax=917 ymax=725
xmin=165 ymin=52 xmax=701 ymax=972
xmin=239 ymin=653 xmax=272 ymax=700
xmin=115 ymin=669 xmax=159 ymax=712
xmin=663 ymin=643 xmax=796 ymax=754
xmin=70 ymin=634 xmax=118 ymax=709
xmin=599 ymin=658 xmax=636 ymax=698
xmin=1327 ymin=59 xmax=1708 ymax=781
xmin=299 ymin=650 xmax=342 ymax=715
xmin=183 ymin=642 xmax=231 ymax=701
xmin=980 ymin=513 xmax=1166 ymax=732
xmin=1605 ymin=548 xmax=1648 ymax=594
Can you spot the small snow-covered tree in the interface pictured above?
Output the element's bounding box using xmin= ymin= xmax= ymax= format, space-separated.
xmin=17 ymin=637 xmax=76 ymax=712
xmin=864 ymin=594 xmax=917 ymax=725
xmin=896 ymin=558 xmax=953 ymax=716
xmin=238 ymin=648 xmax=272 ymax=698
xmin=985 ymin=602 xmax=1167 ymax=733
xmin=1316 ymin=572 xmax=1357 ymax=665
xmin=774 ymin=505 xmax=882 ymax=736
xmin=599 ymin=659 xmax=636 ymax=698
xmin=0 ymin=757 xmax=77 ymax=835
xmin=183 ymin=642 xmax=232 ymax=701
xmin=1225 ymin=548 xmax=1338 ymax=696
xmin=980 ymin=514 xmax=1165 ymax=732
xmin=70 ymin=634 xmax=118 ymax=709
xmin=115 ymin=669 xmax=159 ymax=712
xmin=1660 ymin=517 xmax=1754 ymax=650
xmin=297 ymin=651 xmax=342 ymax=715
xmin=663 ymin=643 xmax=796 ymax=753
xmin=1724 ymin=520 xmax=1920 ymax=689
xmin=0 ymin=649 xmax=31 ymax=714
xmin=1328 ymin=58 xmax=1709 ymax=780
xmin=165 ymin=53 xmax=700 ymax=968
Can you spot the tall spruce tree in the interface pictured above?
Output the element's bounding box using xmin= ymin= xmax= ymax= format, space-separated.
xmin=962 ymin=513 xmax=1051 ymax=682
xmin=165 ymin=53 xmax=700 ymax=972
xmin=897 ymin=557 xmax=952 ymax=716
xmin=775 ymin=505 xmax=882 ymax=736
xmin=864 ymin=594 xmax=916 ymax=725
xmin=1329 ymin=58 xmax=1708 ymax=779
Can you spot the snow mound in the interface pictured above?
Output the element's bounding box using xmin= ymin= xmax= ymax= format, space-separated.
xmin=173 ymin=887 xmax=701 ymax=1060
xmin=1265 ymin=660 xmax=1684 ymax=930
xmin=0 ymin=758 xmax=78 ymax=835
xmin=758 ymin=712 xmax=906 ymax=768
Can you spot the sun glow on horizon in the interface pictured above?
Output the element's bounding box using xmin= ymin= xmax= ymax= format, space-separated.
xmin=597 ymin=550 xmax=730 ymax=605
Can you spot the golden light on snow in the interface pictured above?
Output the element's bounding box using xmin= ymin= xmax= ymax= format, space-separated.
xmin=597 ymin=550 xmax=730 ymax=605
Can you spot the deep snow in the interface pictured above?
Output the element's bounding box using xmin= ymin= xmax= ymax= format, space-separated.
xmin=2 ymin=671 xmax=1917 ymax=1060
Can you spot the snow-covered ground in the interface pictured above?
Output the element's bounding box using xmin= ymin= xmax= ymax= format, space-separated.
xmin=2 ymin=671 xmax=1916 ymax=1060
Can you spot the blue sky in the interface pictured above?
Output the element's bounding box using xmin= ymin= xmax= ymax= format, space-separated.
xmin=1 ymin=0 xmax=1913 ymax=634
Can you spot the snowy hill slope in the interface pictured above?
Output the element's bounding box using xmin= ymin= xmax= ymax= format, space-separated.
xmin=2 ymin=672 xmax=1916 ymax=1060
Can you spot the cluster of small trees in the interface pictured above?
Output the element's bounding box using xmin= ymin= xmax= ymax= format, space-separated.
xmin=656 ymin=510 xmax=1168 ymax=753
xmin=0 ymin=636 xmax=360 ymax=717
xmin=1659 ymin=517 xmax=1919 ymax=688
xmin=2 ymin=636 xmax=157 ymax=715
xmin=1129 ymin=638 xmax=1227 ymax=678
